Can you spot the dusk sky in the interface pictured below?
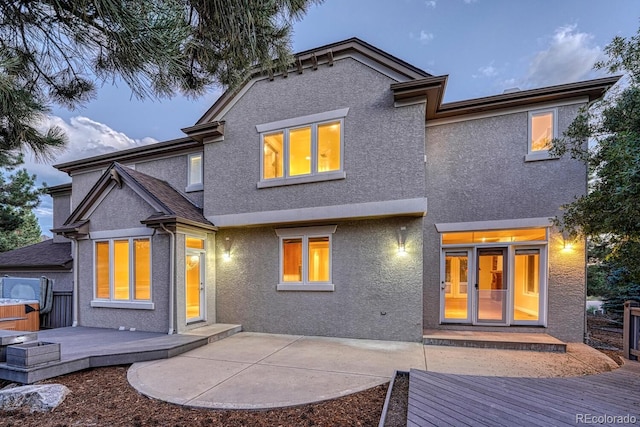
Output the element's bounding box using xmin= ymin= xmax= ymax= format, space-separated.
xmin=25 ymin=0 xmax=639 ymax=235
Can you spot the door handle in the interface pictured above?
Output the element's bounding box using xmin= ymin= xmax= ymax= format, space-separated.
xmin=475 ymin=283 xmax=478 ymax=289
xmin=441 ymin=281 xmax=445 ymax=290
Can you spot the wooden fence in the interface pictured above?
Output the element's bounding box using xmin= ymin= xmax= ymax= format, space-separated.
xmin=623 ymin=300 xmax=640 ymax=361
xmin=40 ymin=291 xmax=73 ymax=329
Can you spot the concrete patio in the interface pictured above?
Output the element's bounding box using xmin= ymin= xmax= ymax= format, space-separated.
xmin=127 ymin=331 xmax=618 ymax=410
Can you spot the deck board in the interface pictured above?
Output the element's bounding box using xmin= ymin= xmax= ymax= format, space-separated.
xmin=408 ymin=362 xmax=640 ymax=426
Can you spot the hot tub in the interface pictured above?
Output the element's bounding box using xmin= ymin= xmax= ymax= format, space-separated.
xmin=0 ymin=299 xmax=40 ymax=331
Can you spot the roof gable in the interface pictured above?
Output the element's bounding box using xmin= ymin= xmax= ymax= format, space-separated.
xmin=188 ymin=37 xmax=432 ymax=127
xmin=54 ymin=163 xmax=214 ymax=236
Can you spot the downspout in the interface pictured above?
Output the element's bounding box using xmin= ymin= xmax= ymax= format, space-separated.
xmin=71 ymin=239 xmax=79 ymax=327
xmin=160 ymin=223 xmax=176 ymax=335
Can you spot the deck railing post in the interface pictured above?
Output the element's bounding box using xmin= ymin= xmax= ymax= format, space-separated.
xmin=623 ymin=300 xmax=639 ymax=361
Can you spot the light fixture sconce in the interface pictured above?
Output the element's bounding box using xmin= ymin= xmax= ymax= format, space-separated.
xmin=223 ymin=237 xmax=232 ymax=261
xmin=561 ymin=230 xmax=574 ymax=252
xmin=397 ymin=226 xmax=407 ymax=256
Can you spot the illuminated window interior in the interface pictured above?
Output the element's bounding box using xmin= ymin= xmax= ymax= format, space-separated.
xmin=308 ymin=237 xmax=329 ymax=282
xmin=186 ymin=253 xmax=201 ymax=319
xmin=282 ymin=238 xmax=303 ymax=282
xmin=262 ymin=120 xmax=341 ymax=180
xmin=443 ymin=252 xmax=468 ymax=320
xmin=186 ymin=236 xmax=205 ymax=250
xmin=514 ymin=249 xmax=540 ymax=321
xmin=94 ymin=238 xmax=151 ymax=301
xmin=188 ymin=153 xmax=203 ymax=186
xmin=280 ymin=234 xmax=331 ymax=285
xmin=442 ymin=228 xmax=546 ymax=245
xmin=531 ymin=111 xmax=554 ymax=152
xmin=134 ymin=239 xmax=151 ymax=300
xmin=289 ymin=127 xmax=312 ymax=176
xmin=318 ymin=121 xmax=341 ymax=172
xmin=263 ymin=132 xmax=284 ymax=179
xmin=95 ymin=241 xmax=110 ymax=299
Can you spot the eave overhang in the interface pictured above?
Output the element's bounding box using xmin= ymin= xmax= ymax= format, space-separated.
xmin=54 ymin=137 xmax=200 ymax=175
xmin=180 ymin=121 xmax=224 ymax=143
xmin=51 ymin=219 xmax=90 ymax=239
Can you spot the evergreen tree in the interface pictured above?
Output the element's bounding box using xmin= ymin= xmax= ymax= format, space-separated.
xmin=554 ymin=28 xmax=640 ymax=312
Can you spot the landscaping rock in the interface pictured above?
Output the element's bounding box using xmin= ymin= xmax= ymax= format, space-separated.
xmin=0 ymin=384 xmax=69 ymax=412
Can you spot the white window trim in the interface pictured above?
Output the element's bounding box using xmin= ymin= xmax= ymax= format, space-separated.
xmin=525 ymin=108 xmax=558 ymax=162
xmin=258 ymin=109 xmax=348 ymax=188
xmin=275 ymin=225 xmax=336 ymax=291
xmin=186 ymin=152 xmax=204 ymax=192
xmin=92 ymin=236 xmax=153 ymax=308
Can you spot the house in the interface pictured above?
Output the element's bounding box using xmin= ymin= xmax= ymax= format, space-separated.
xmin=49 ymin=38 xmax=619 ymax=342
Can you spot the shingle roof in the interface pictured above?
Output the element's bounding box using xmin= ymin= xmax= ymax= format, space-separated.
xmin=113 ymin=164 xmax=213 ymax=227
xmin=0 ymin=240 xmax=72 ymax=270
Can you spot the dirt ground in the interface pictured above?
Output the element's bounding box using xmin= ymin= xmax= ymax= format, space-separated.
xmin=0 ymin=315 xmax=625 ymax=426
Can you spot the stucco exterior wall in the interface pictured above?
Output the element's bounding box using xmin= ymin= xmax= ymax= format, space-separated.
xmin=52 ymin=192 xmax=71 ymax=243
xmin=423 ymin=103 xmax=588 ymax=341
xmin=75 ymin=185 xmax=171 ymax=332
xmin=215 ymin=217 xmax=423 ymax=342
xmin=70 ymin=170 xmax=103 ymax=210
xmin=135 ymin=155 xmax=204 ymax=207
xmin=203 ymin=57 xmax=426 ymax=217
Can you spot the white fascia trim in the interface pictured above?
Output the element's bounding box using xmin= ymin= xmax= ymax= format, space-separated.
xmin=435 ymin=217 xmax=553 ymax=233
xmin=277 ymin=283 xmax=335 ymax=292
xmin=256 ymin=108 xmax=350 ymax=133
xmin=208 ymin=197 xmax=428 ymax=227
xmin=426 ymin=96 xmax=588 ymax=128
xmin=90 ymin=300 xmax=155 ymax=310
xmin=90 ymin=227 xmax=154 ymax=239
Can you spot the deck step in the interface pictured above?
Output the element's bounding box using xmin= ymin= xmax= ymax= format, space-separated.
xmin=184 ymin=323 xmax=242 ymax=344
xmin=423 ymin=331 xmax=566 ymax=353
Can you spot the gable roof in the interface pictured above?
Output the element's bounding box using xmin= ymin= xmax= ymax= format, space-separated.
xmin=188 ymin=37 xmax=433 ymax=126
xmin=0 ymin=240 xmax=72 ymax=271
xmin=54 ymin=163 xmax=214 ymax=237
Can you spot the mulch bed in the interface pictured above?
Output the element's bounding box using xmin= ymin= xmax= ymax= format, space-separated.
xmin=0 ymin=366 xmax=387 ymax=426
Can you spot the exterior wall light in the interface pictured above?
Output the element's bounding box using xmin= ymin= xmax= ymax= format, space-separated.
xmin=223 ymin=237 xmax=232 ymax=261
xmin=397 ymin=226 xmax=407 ymax=256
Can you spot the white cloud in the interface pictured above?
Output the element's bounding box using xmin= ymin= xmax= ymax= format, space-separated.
xmin=25 ymin=115 xmax=158 ymax=187
xmin=473 ymin=63 xmax=498 ymax=78
xmin=425 ymin=0 xmax=436 ymax=7
xmin=524 ymin=25 xmax=603 ymax=88
xmin=419 ymin=30 xmax=434 ymax=43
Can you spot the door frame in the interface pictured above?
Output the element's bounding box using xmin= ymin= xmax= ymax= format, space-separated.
xmin=474 ymin=247 xmax=508 ymax=326
xmin=439 ymin=244 xmax=548 ymax=327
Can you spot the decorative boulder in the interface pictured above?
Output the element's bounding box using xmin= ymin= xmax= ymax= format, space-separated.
xmin=0 ymin=384 xmax=70 ymax=413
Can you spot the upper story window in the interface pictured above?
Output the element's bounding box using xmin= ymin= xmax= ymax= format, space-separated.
xmin=526 ymin=108 xmax=557 ymax=162
xmin=186 ymin=153 xmax=203 ymax=192
xmin=256 ymin=108 xmax=348 ymax=188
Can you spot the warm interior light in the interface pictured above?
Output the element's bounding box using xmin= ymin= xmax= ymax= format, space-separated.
xmin=398 ymin=226 xmax=407 ymax=256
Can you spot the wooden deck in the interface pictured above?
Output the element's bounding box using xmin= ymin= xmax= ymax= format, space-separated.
xmin=0 ymin=324 xmax=241 ymax=384
xmin=408 ymin=362 xmax=640 ymax=426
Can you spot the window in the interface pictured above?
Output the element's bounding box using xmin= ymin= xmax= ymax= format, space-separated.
xmin=526 ymin=109 xmax=557 ymax=161
xmin=257 ymin=108 xmax=348 ymax=188
xmin=186 ymin=153 xmax=203 ymax=192
xmin=275 ymin=225 xmax=336 ymax=291
xmin=93 ymin=237 xmax=152 ymax=309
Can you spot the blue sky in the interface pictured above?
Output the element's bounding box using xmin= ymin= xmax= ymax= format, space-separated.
xmin=25 ymin=0 xmax=639 ymax=235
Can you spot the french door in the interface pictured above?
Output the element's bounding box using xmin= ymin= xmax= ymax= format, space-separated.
xmin=441 ymin=246 xmax=544 ymax=326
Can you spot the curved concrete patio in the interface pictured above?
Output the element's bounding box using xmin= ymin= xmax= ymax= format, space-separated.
xmin=127 ymin=332 xmax=618 ymax=410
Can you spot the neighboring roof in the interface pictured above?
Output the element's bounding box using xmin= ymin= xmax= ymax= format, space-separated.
xmin=0 ymin=240 xmax=72 ymax=270
xmin=392 ymin=75 xmax=622 ymax=121
xmin=56 ymin=163 xmax=214 ymax=236
xmin=54 ymin=137 xmax=200 ymax=175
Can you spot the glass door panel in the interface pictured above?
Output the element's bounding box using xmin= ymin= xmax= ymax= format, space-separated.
xmin=476 ymin=248 xmax=507 ymax=324
xmin=442 ymin=251 xmax=470 ymax=321
xmin=186 ymin=252 xmax=203 ymax=321
xmin=513 ymin=248 xmax=540 ymax=321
